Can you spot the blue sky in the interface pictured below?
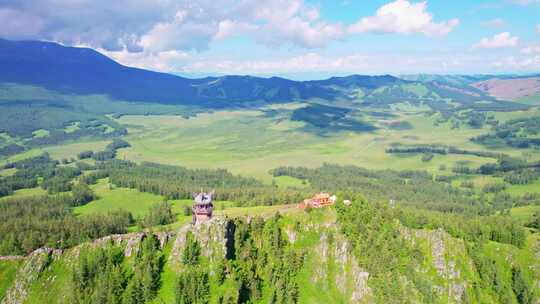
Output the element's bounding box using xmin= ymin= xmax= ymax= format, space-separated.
xmin=1 ymin=0 xmax=539 ymax=79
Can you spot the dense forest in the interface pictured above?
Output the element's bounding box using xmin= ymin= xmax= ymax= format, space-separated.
xmin=335 ymin=197 xmax=536 ymax=303
xmin=1 ymin=149 xmax=538 ymax=257
xmin=0 ymin=194 xmax=133 ymax=255
xmin=473 ymin=116 xmax=540 ymax=149
xmin=66 ymin=215 xmax=304 ymax=304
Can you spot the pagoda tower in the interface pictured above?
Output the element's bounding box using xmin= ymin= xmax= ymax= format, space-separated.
xmin=192 ymin=192 xmax=214 ymax=224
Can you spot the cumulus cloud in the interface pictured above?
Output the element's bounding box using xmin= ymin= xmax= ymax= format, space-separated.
xmin=0 ymin=0 xmax=172 ymax=51
xmin=214 ymin=20 xmax=258 ymax=40
xmin=348 ymin=0 xmax=459 ymax=37
xmin=473 ymin=32 xmax=519 ymax=49
xmin=0 ymin=0 xmax=458 ymax=53
xmin=99 ymin=49 xmax=190 ymax=73
xmin=0 ymin=0 xmax=348 ymax=51
xmin=0 ymin=0 xmax=463 ymax=74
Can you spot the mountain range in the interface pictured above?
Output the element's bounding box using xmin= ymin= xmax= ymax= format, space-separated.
xmin=5 ymin=38 xmax=533 ymax=108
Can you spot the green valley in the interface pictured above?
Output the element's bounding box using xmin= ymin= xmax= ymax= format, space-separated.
xmin=1 ymin=36 xmax=540 ymax=304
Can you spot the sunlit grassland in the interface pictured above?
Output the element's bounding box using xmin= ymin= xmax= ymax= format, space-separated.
xmin=516 ymin=94 xmax=540 ymax=106
xmin=506 ymin=178 xmax=540 ymax=196
xmin=0 ymin=187 xmax=47 ymax=201
xmin=74 ymin=179 xmax=165 ymax=217
xmin=493 ymin=107 xmax=540 ymax=122
xmin=113 ymin=109 xmax=523 ymax=181
xmin=0 ymin=140 xmax=110 ymax=167
xmin=43 ymin=140 xmax=111 ymax=160
xmin=510 ymin=205 xmax=540 ymax=223
xmin=274 ymin=175 xmax=309 ymax=188
xmin=31 ymin=129 xmax=50 ymax=138
xmin=0 ymin=168 xmax=15 ymax=177
xmin=75 ymin=179 xmax=291 ymax=226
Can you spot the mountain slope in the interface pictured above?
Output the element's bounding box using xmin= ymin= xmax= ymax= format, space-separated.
xmin=1 ymin=208 xmax=538 ymax=304
xmin=0 ymin=39 xmax=497 ymax=108
xmin=472 ymin=77 xmax=540 ymax=102
xmin=0 ymin=39 xmax=353 ymax=106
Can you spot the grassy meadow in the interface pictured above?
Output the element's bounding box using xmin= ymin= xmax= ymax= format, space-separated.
xmin=113 ymin=106 xmax=535 ymax=181
xmin=74 ymin=179 xmax=165 ymax=217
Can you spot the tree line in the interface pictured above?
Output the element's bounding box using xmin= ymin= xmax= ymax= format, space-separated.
xmin=386 ymin=144 xmax=507 ymax=159
xmin=0 ymin=194 xmax=133 ymax=255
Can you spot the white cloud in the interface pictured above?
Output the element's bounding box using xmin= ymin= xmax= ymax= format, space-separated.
xmin=348 ymin=0 xmax=459 ymax=37
xmin=0 ymin=0 xmax=348 ymax=51
xmin=214 ymin=20 xmax=258 ymax=40
xmin=521 ymin=45 xmax=540 ymax=54
xmin=481 ymin=18 xmax=506 ymax=28
xmin=0 ymin=0 xmax=459 ymax=53
xmin=473 ymin=32 xmax=519 ymax=49
xmin=0 ymin=0 xmax=466 ymax=74
xmin=0 ymin=8 xmax=45 ymax=38
xmin=98 ymin=48 xmax=190 ymax=73
xmin=537 ymin=24 xmax=540 ymax=34
xmin=493 ymin=55 xmax=540 ymax=71
xmin=245 ymin=0 xmax=346 ymax=48
xmin=179 ymin=52 xmax=498 ymax=76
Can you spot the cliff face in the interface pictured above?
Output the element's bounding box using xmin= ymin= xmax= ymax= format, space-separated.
xmin=0 ymin=212 xmax=538 ymax=304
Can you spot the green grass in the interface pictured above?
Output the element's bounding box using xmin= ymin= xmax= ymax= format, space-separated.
xmin=0 ymin=260 xmax=22 ymax=301
xmin=0 ymin=168 xmax=16 ymax=177
xmin=153 ymin=241 xmax=177 ymax=304
xmin=24 ymin=256 xmax=73 ymax=304
xmin=1 ymin=104 xmax=537 ymax=184
xmin=74 ymin=179 xmax=165 ymax=217
xmin=510 ymin=205 xmax=540 ymax=223
xmin=218 ymin=204 xmax=299 ymax=218
xmin=516 ymin=94 xmax=540 ymax=105
xmin=113 ymin=109 xmax=524 ymax=182
xmin=32 ymin=129 xmax=50 ymax=138
xmin=274 ymin=176 xmax=309 ymax=188
xmin=63 ymin=122 xmax=80 ymax=133
xmin=43 ymin=140 xmax=110 ymax=160
xmin=0 ymin=139 xmax=110 ymax=167
xmin=506 ymin=178 xmax=540 ymax=196
xmin=0 ymin=187 xmax=47 ymax=201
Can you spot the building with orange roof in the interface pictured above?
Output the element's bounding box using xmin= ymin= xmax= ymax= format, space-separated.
xmin=298 ymin=193 xmax=336 ymax=209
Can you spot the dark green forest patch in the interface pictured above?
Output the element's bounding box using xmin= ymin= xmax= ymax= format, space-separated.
xmin=473 ymin=116 xmax=540 ymax=149
xmin=291 ymin=104 xmax=376 ymax=134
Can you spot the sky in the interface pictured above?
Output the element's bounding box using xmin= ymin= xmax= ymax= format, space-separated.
xmin=1 ymin=0 xmax=540 ymax=79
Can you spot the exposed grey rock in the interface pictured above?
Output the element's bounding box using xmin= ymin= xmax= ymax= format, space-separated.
xmin=414 ymin=229 xmax=467 ymax=303
xmin=314 ymin=230 xmax=372 ymax=303
xmin=1 ymin=248 xmax=53 ymax=304
xmin=286 ymin=229 xmax=297 ymax=244
xmin=170 ymin=218 xmax=230 ymax=265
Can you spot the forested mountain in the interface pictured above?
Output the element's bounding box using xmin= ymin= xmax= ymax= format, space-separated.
xmin=0 ymin=39 xmax=516 ymax=107
xmin=1 ymin=204 xmax=538 ymax=304
xmin=0 ymin=39 xmax=359 ymax=105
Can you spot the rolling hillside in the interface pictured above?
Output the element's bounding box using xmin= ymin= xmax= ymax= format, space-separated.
xmin=472 ymin=77 xmax=540 ymax=103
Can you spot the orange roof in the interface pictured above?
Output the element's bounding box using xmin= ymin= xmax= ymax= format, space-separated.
xmin=314 ymin=193 xmax=331 ymax=199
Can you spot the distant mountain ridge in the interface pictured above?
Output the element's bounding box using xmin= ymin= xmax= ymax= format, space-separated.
xmin=0 ymin=39 xmax=406 ymax=106
xmin=2 ymin=38 xmax=536 ymax=108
